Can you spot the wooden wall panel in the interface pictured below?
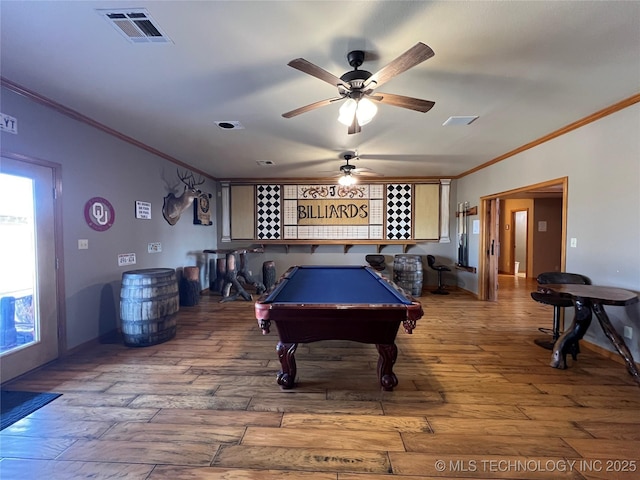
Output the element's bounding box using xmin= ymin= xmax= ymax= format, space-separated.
xmin=231 ymin=185 xmax=255 ymax=239
xmin=413 ymin=184 xmax=439 ymax=240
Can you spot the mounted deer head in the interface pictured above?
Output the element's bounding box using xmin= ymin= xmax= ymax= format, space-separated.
xmin=162 ymin=169 xmax=205 ymax=225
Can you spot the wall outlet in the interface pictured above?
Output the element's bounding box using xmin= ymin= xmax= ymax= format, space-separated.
xmin=78 ymin=239 xmax=89 ymax=250
xmin=148 ymin=242 xmax=162 ymax=253
xmin=624 ymin=326 xmax=633 ymax=339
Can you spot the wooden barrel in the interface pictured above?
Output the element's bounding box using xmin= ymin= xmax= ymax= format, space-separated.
xmin=393 ymin=255 xmax=424 ymax=296
xmin=120 ymin=268 xmax=179 ymax=347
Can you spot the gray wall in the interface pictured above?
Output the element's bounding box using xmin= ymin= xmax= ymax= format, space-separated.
xmin=1 ymin=86 xmax=218 ymax=350
xmin=456 ymin=104 xmax=640 ymax=359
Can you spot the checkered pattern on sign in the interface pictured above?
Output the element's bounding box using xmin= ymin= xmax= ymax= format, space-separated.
xmin=256 ymin=185 xmax=281 ymax=239
xmin=386 ymin=184 xmax=412 ymax=239
xmin=369 ymin=184 xmax=384 ymax=199
xmin=284 ymin=226 xmax=297 ymax=239
xmin=369 ymin=199 xmax=384 ymax=224
xmin=283 ymin=185 xmax=297 ymax=199
xmin=283 ymin=200 xmax=297 ymax=225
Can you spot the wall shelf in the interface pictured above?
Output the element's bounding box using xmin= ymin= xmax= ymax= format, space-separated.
xmin=455 ymin=205 xmax=478 ymax=217
xmin=254 ymin=240 xmax=418 ymax=254
xmin=455 ymin=263 xmax=477 ymax=273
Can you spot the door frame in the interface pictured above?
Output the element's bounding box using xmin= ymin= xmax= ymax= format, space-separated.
xmin=1 ymin=151 xmax=66 ymax=381
xmin=479 ymin=177 xmax=567 ymax=301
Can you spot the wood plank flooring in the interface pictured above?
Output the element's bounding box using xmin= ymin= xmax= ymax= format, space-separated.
xmin=1 ymin=275 xmax=639 ymax=479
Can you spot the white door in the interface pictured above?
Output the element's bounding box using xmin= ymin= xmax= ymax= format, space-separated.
xmin=0 ymin=156 xmax=60 ymax=382
xmin=513 ymin=210 xmax=528 ymax=275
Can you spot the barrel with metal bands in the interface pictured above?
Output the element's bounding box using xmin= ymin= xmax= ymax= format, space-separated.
xmin=120 ymin=268 xmax=179 ymax=347
xmin=393 ymin=255 xmax=424 ymax=296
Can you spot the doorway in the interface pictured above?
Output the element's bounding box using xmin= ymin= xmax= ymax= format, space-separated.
xmin=1 ymin=155 xmax=63 ymax=382
xmin=512 ymin=209 xmax=528 ymax=277
xmin=479 ymin=177 xmax=567 ymax=301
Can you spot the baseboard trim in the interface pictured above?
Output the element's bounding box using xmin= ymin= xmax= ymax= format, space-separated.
xmin=581 ymin=340 xmax=640 ymax=369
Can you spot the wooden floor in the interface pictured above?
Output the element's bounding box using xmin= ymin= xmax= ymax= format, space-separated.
xmin=1 ymin=275 xmax=639 ymax=479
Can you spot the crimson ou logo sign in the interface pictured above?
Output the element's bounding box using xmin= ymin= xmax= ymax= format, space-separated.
xmin=84 ymin=197 xmax=115 ymax=231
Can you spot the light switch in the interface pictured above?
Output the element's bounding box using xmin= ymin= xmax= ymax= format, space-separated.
xmin=570 ymin=238 xmax=577 ymax=248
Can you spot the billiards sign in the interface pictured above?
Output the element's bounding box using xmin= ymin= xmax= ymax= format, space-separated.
xmin=297 ymin=199 xmax=369 ymax=225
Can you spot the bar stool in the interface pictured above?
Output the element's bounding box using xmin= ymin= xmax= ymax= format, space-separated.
xmin=531 ymin=272 xmax=591 ymax=350
xmin=365 ymin=254 xmax=386 ymax=273
xmin=427 ymin=255 xmax=450 ymax=295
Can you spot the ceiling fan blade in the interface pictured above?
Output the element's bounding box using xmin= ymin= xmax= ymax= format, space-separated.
xmin=354 ymin=170 xmax=383 ymax=177
xmin=364 ymin=42 xmax=434 ymax=89
xmin=370 ymin=92 xmax=435 ymax=113
xmin=282 ymin=96 xmax=345 ymax=118
xmin=288 ymin=58 xmax=349 ymax=89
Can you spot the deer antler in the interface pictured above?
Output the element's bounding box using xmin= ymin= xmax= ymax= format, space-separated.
xmin=177 ymin=169 xmax=205 ymax=189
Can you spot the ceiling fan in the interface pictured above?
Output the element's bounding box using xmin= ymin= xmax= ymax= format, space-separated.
xmin=283 ymin=42 xmax=435 ymax=134
xmin=326 ymin=152 xmax=382 ymax=185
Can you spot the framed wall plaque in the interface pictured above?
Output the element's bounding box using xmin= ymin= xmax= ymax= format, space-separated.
xmin=194 ymin=193 xmax=212 ymax=225
xmin=84 ymin=197 xmax=115 ymax=231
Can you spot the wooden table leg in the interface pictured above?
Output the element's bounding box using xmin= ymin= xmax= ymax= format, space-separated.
xmin=236 ymin=251 xmax=265 ymax=295
xmin=276 ymin=341 xmax=297 ymax=389
xmin=211 ymin=258 xmax=226 ymax=295
xmin=551 ymin=297 xmax=591 ymax=369
xmin=220 ymin=253 xmax=253 ymax=302
xmin=376 ymin=343 xmax=398 ymax=391
xmin=592 ymin=302 xmax=640 ymax=386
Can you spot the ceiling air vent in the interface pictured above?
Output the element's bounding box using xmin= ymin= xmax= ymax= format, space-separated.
xmin=442 ymin=116 xmax=479 ymax=126
xmin=97 ymin=8 xmax=172 ymax=44
xmin=215 ymin=121 xmax=245 ymax=130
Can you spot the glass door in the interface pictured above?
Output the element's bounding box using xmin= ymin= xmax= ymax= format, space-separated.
xmin=0 ymin=156 xmax=59 ymax=382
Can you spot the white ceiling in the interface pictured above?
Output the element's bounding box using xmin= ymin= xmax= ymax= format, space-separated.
xmin=1 ymin=1 xmax=639 ymax=181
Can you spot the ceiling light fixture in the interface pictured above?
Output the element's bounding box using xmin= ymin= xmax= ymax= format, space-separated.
xmin=337 ymin=97 xmax=377 ymax=127
xmin=338 ymin=154 xmax=358 ymax=186
xmin=338 ymin=172 xmax=356 ymax=186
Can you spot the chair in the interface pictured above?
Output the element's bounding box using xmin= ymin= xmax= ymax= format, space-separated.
xmin=427 ymin=255 xmax=451 ymax=295
xmin=531 ymin=272 xmax=591 ymax=351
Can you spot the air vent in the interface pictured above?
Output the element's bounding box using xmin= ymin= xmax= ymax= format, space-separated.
xmin=215 ymin=121 xmax=245 ymax=130
xmin=443 ymin=116 xmax=479 ymax=126
xmin=97 ymin=8 xmax=172 ymax=44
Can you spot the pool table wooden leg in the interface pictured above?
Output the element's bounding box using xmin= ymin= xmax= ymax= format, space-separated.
xmin=376 ymin=343 xmax=398 ymax=391
xmin=276 ymin=341 xmax=297 ymax=389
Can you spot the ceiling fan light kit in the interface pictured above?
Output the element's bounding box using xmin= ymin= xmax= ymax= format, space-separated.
xmin=337 ymin=98 xmax=377 ymax=127
xmin=337 ymin=153 xmax=360 ymax=185
xmin=338 ymin=172 xmax=357 ymax=186
xmin=283 ymin=42 xmax=435 ymax=134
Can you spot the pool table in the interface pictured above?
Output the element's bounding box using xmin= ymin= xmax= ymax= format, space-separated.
xmin=254 ymin=265 xmax=424 ymax=390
